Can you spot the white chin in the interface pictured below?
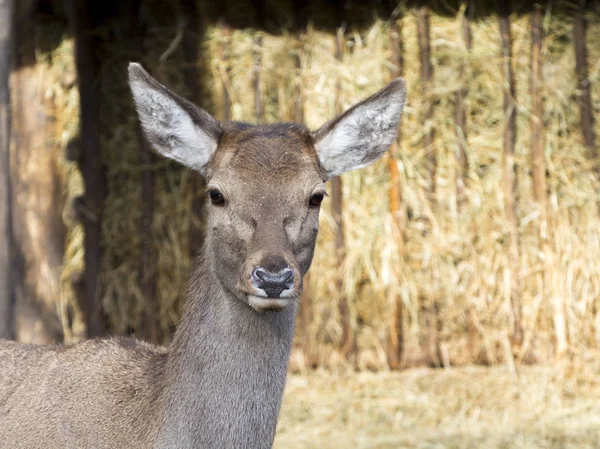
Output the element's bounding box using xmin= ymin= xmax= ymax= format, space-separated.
xmin=248 ymin=295 xmax=290 ymax=312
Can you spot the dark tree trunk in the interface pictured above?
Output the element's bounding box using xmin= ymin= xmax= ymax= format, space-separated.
xmin=499 ymin=0 xmax=523 ymax=349
xmin=386 ymin=15 xmax=405 ymax=370
xmin=333 ymin=28 xmax=354 ymax=362
xmin=573 ymin=0 xmax=596 ymax=163
xmin=71 ymin=0 xmax=107 ymax=338
xmin=0 ymin=0 xmax=13 ymax=340
xmin=455 ymin=2 xmax=472 ymax=206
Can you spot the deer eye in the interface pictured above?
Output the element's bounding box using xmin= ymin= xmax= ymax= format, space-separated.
xmin=309 ymin=192 xmax=324 ymax=208
xmin=208 ymin=189 xmax=225 ymax=206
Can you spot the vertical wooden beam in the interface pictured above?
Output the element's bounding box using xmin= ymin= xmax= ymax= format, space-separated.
xmin=293 ymin=16 xmax=315 ymax=367
xmin=139 ymin=129 xmax=157 ymax=342
xmin=253 ymin=35 xmax=264 ymax=120
xmin=386 ymin=13 xmax=405 ymax=370
xmin=71 ymin=0 xmax=107 ymax=338
xmin=182 ymin=0 xmax=207 ymax=261
xmin=499 ymin=0 xmax=523 ymax=349
xmin=0 ymin=0 xmax=13 ymax=340
xmin=292 ymin=35 xmax=305 ymax=125
xmin=417 ymin=2 xmax=441 ymax=367
xmin=127 ymin=0 xmax=158 ymax=344
xmin=253 ymin=0 xmax=264 ymax=121
xmin=531 ymin=2 xmax=567 ymax=358
xmin=417 ymin=3 xmax=435 ymax=196
xmin=333 ymin=26 xmax=354 ymax=362
xmin=455 ymin=1 xmax=478 ymax=359
xmin=218 ymin=20 xmax=231 ymax=122
xmin=573 ymin=0 xmax=596 ymax=163
xmin=10 ymin=4 xmax=65 ymax=344
xmin=455 ymin=1 xmax=472 ymax=206
xmin=530 ymin=4 xmax=547 ymax=214
xmin=137 ymin=75 xmax=157 ymax=342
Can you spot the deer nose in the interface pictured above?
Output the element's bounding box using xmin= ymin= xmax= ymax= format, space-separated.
xmin=251 ymin=267 xmax=295 ymax=298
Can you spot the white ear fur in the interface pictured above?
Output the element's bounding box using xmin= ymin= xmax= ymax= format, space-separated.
xmin=128 ymin=62 xmax=222 ymax=173
xmin=311 ymin=79 xmax=407 ymax=179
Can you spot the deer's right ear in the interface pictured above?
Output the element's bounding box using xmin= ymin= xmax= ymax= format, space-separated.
xmin=311 ymin=78 xmax=406 ymax=179
xmin=128 ymin=62 xmax=222 ymax=174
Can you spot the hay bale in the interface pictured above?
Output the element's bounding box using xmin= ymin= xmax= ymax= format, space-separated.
xmin=43 ymin=5 xmax=600 ymax=367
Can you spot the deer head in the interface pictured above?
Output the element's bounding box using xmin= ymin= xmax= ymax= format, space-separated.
xmin=129 ymin=63 xmax=406 ymax=313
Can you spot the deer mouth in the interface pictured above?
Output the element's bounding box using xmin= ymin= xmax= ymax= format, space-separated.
xmin=247 ymin=295 xmax=294 ymax=312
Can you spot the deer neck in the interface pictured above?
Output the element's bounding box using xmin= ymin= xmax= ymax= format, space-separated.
xmin=154 ymin=253 xmax=297 ymax=449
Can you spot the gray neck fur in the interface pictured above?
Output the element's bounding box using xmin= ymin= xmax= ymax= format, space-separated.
xmin=154 ymin=250 xmax=297 ymax=448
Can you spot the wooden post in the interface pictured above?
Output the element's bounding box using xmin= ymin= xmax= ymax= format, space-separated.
xmin=417 ymin=4 xmax=435 ymax=196
xmin=181 ymin=0 xmax=207 ymax=261
xmin=531 ymin=5 xmax=547 ymax=214
xmin=417 ymin=2 xmax=441 ymax=367
xmin=218 ymin=20 xmax=231 ymax=123
xmin=72 ymin=0 xmax=107 ymax=338
xmin=139 ymin=130 xmax=158 ymax=342
xmin=333 ymin=27 xmax=354 ymax=362
xmin=531 ymin=3 xmax=567 ymax=358
xmin=455 ymin=2 xmax=472 ymax=206
xmin=292 ymin=35 xmax=305 ymax=126
xmin=253 ymin=0 xmax=264 ymax=121
xmin=126 ymin=0 xmax=159 ymax=343
xmin=10 ymin=3 xmax=66 ymax=343
xmin=499 ymin=0 xmax=523 ymax=349
xmin=386 ymin=14 xmax=405 ymax=370
xmin=0 ymin=0 xmax=12 ymax=340
xmin=455 ymin=2 xmax=479 ymax=359
xmin=293 ymin=22 xmax=315 ymax=367
xmin=573 ymin=0 xmax=596 ymax=163
xmin=253 ymin=34 xmax=264 ymax=120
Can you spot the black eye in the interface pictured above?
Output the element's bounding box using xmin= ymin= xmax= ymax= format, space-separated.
xmin=208 ymin=189 xmax=225 ymax=206
xmin=309 ymin=192 xmax=324 ymax=208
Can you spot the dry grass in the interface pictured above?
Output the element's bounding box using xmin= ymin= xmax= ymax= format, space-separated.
xmin=275 ymin=366 xmax=600 ymax=448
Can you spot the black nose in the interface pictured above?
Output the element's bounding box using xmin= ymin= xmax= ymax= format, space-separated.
xmin=251 ymin=267 xmax=295 ymax=298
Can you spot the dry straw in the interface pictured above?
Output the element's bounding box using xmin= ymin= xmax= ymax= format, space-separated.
xmin=42 ymin=7 xmax=600 ymax=370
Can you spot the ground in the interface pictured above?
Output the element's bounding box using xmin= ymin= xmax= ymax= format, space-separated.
xmin=275 ymin=365 xmax=600 ymax=449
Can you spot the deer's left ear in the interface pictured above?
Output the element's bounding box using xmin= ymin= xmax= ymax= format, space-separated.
xmin=311 ymin=78 xmax=407 ymax=179
xmin=128 ymin=62 xmax=222 ymax=176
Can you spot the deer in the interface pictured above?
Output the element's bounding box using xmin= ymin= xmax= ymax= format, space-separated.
xmin=0 ymin=63 xmax=406 ymax=449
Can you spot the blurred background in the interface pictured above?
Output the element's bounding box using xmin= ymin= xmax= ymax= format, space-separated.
xmin=0 ymin=0 xmax=599 ymax=447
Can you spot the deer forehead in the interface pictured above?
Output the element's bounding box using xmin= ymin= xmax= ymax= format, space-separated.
xmin=207 ymin=123 xmax=323 ymax=186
